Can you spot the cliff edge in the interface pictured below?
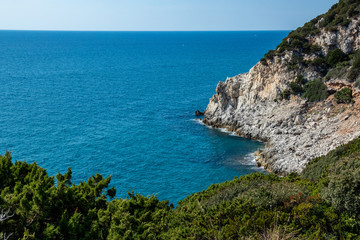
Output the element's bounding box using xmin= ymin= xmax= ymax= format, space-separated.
xmin=203 ymin=0 xmax=360 ymax=175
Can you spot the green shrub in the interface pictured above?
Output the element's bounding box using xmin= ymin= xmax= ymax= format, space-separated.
xmin=324 ymin=156 xmax=360 ymax=217
xmin=287 ymin=55 xmax=305 ymax=70
xmin=260 ymin=58 xmax=268 ymax=66
xmin=326 ymin=49 xmax=349 ymax=67
xmin=355 ymin=79 xmax=360 ymax=89
xmin=301 ymin=137 xmax=360 ymax=181
xmin=279 ymin=89 xmax=291 ymax=100
xmin=310 ymin=44 xmax=322 ymax=53
xmin=302 ymin=79 xmax=329 ymax=102
xmin=290 ymin=82 xmax=304 ymax=94
xmin=264 ymin=50 xmax=276 ymax=60
xmin=325 ymin=66 xmax=347 ymax=80
xmin=319 ymin=0 xmax=360 ymax=31
xmin=307 ymin=57 xmax=328 ymax=67
xmin=352 ymin=50 xmax=360 ymax=70
xmin=3 ymin=133 xmax=360 ymax=239
xmin=336 ymin=60 xmax=350 ymax=68
xmin=347 ymin=68 xmax=360 ymax=81
xmin=334 ymin=87 xmax=353 ymax=103
xmin=296 ymin=74 xmax=306 ymax=85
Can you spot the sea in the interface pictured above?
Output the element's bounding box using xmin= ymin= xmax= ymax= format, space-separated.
xmin=0 ymin=31 xmax=289 ymax=204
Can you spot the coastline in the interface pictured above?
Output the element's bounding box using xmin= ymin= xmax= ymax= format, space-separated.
xmin=201 ymin=70 xmax=360 ymax=175
xmin=193 ymin=118 xmax=267 ymax=172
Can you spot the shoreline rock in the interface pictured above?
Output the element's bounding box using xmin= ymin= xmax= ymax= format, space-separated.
xmin=195 ymin=110 xmax=204 ymax=116
xmin=202 ymin=17 xmax=360 ymax=175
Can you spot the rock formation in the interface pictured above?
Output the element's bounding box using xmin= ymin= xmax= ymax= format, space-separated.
xmin=203 ymin=1 xmax=360 ymax=175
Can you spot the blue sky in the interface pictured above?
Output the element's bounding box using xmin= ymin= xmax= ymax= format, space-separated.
xmin=0 ymin=0 xmax=338 ymax=31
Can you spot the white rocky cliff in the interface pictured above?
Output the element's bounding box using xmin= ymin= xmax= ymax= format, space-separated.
xmin=203 ymin=15 xmax=360 ymax=175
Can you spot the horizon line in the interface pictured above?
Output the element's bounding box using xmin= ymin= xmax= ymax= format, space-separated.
xmin=0 ymin=29 xmax=291 ymax=32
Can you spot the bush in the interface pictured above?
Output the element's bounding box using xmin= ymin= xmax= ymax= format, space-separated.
xmin=310 ymin=44 xmax=322 ymax=53
xmin=352 ymin=50 xmax=360 ymax=70
xmin=279 ymin=89 xmax=291 ymax=100
xmin=347 ymin=68 xmax=360 ymax=81
xmin=290 ymin=82 xmax=304 ymax=94
xmin=334 ymin=87 xmax=353 ymax=103
xmin=325 ymin=66 xmax=347 ymax=80
xmin=264 ymin=50 xmax=276 ymax=60
xmin=324 ymin=157 xmax=360 ymax=217
xmin=355 ymin=79 xmax=360 ymax=89
xmin=296 ymin=74 xmax=306 ymax=85
xmin=286 ymin=75 xmax=307 ymax=97
xmin=260 ymin=58 xmax=268 ymax=66
xmin=326 ymin=49 xmax=349 ymax=67
xmin=307 ymin=57 xmax=328 ymax=68
xmin=302 ymin=79 xmax=329 ymax=102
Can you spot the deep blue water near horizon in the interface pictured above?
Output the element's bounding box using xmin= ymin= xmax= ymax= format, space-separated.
xmin=0 ymin=31 xmax=288 ymax=204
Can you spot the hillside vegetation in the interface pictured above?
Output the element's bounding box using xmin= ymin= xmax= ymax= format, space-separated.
xmin=261 ymin=0 xmax=360 ymax=103
xmin=1 ymin=137 xmax=360 ymax=239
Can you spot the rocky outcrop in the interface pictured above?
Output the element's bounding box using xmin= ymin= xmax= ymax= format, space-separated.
xmin=312 ymin=16 xmax=360 ymax=54
xmin=195 ymin=110 xmax=204 ymax=116
xmin=202 ymin=15 xmax=360 ymax=175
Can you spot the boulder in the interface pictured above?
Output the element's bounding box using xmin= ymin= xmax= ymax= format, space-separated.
xmin=195 ymin=110 xmax=204 ymax=116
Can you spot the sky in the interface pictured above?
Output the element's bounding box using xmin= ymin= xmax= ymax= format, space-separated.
xmin=0 ymin=0 xmax=338 ymax=31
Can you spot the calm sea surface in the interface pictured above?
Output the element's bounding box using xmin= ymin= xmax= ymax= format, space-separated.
xmin=0 ymin=31 xmax=288 ymax=203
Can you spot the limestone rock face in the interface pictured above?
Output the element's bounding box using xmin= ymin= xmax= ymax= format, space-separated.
xmin=202 ymin=17 xmax=360 ymax=175
xmin=312 ymin=17 xmax=360 ymax=54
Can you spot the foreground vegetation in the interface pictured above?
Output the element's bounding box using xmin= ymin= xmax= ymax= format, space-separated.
xmin=1 ymin=136 xmax=360 ymax=239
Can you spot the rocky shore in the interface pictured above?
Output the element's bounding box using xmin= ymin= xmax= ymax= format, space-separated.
xmin=202 ymin=16 xmax=360 ymax=175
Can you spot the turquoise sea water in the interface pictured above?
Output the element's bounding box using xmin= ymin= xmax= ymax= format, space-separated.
xmin=0 ymin=31 xmax=288 ymax=204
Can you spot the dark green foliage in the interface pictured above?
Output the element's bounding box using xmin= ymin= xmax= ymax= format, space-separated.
xmin=307 ymin=57 xmax=327 ymax=67
xmin=326 ymin=49 xmax=349 ymax=67
xmin=289 ymin=75 xmax=306 ymax=94
xmin=307 ymin=57 xmax=330 ymax=76
xmin=310 ymin=44 xmax=322 ymax=54
xmin=355 ymin=79 xmax=360 ymax=88
xmin=301 ymin=136 xmax=360 ymax=225
xmin=279 ymin=89 xmax=291 ymax=100
xmin=296 ymin=74 xmax=306 ymax=85
xmin=345 ymin=50 xmax=360 ymax=81
xmin=107 ymin=192 xmax=171 ymax=239
xmin=260 ymin=58 xmax=267 ymax=66
xmin=325 ymin=65 xmax=348 ymax=80
xmin=334 ymin=87 xmax=353 ymax=103
xmin=352 ymin=50 xmax=360 ymax=70
xmin=301 ymin=137 xmax=360 ymax=181
xmin=287 ymin=54 xmax=306 ymax=71
xmin=290 ymin=82 xmax=303 ymax=94
xmin=349 ymin=68 xmax=360 ymax=81
xmin=3 ymin=135 xmax=360 ymax=239
xmin=0 ymin=153 xmax=117 ymax=240
xmin=264 ymin=50 xmax=276 ymax=60
xmin=302 ymin=79 xmax=329 ymax=102
xmin=319 ymin=0 xmax=360 ymax=30
xmin=324 ymin=154 xmax=360 ymax=216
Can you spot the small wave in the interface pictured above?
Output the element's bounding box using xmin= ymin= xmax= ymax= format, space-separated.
xmin=218 ymin=127 xmax=232 ymax=134
xmin=191 ymin=119 xmax=243 ymax=137
xmin=191 ymin=118 xmax=205 ymax=125
xmin=239 ymin=153 xmax=257 ymax=165
xmin=191 ymin=119 xmax=213 ymax=129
